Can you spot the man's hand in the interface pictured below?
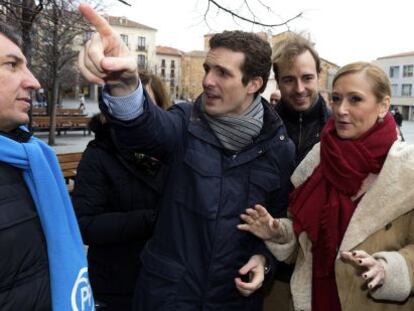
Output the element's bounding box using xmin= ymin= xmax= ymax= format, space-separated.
xmin=238 ymin=204 xmax=281 ymax=240
xmin=234 ymin=255 xmax=266 ymax=297
xmin=78 ymin=3 xmax=139 ymax=96
xmin=341 ymin=250 xmax=386 ymax=290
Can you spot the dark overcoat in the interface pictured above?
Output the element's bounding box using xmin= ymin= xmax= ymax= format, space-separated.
xmin=103 ymin=95 xmax=296 ymax=311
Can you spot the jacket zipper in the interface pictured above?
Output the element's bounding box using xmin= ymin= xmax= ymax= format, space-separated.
xmin=298 ymin=113 xmax=303 ymax=152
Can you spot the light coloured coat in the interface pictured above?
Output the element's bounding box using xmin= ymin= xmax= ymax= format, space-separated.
xmin=266 ymin=141 xmax=414 ymax=311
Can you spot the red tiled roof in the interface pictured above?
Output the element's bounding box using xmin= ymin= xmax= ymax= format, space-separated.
xmin=156 ymin=46 xmax=183 ymax=56
xmin=377 ymin=51 xmax=414 ymax=60
xmin=104 ymin=15 xmax=156 ymax=31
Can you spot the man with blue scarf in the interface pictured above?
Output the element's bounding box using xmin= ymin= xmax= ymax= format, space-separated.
xmin=0 ymin=22 xmax=94 ymax=310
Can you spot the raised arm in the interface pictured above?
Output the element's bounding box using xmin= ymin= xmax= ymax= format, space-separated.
xmin=78 ymin=3 xmax=187 ymax=156
xmin=78 ymin=3 xmax=138 ymax=96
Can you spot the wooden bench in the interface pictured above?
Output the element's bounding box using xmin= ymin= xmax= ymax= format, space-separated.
xmin=32 ymin=107 xmax=86 ymax=116
xmin=31 ymin=116 xmax=50 ymax=130
xmin=56 ymin=116 xmax=91 ymax=136
xmin=57 ymin=152 xmax=83 ymax=193
xmin=32 ymin=107 xmax=47 ymax=116
xmin=32 ymin=116 xmax=91 ymax=136
xmin=56 ymin=108 xmax=86 ymax=116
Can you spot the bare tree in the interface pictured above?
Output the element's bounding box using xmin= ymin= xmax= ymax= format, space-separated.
xmin=0 ymin=0 xmax=53 ymax=65
xmin=1 ymin=0 xmax=298 ymax=145
xmin=0 ymin=0 xmax=129 ymax=145
xmin=30 ymin=0 xmax=97 ymax=145
xmin=203 ymin=0 xmax=302 ymax=30
xmin=0 ymin=0 xmax=128 ymax=64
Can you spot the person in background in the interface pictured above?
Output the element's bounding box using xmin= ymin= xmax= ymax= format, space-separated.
xmin=393 ymin=107 xmax=403 ymax=127
xmin=269 ymin=90 xmax=281 ymax=107
xmin=78 ymin=93 xmax=86 ymax=111
xmin=72 ymin=71 xmax=170 ymax=311
xmin=239 ymin=62 xmax=414 ymax=311
xmin=77 ymin=4 xmax=295 ymax=310
xmin=36 ymin=88 xmax=46 ymax=107
xmin=0 ymin=21 xmax=93 ymax=310
xmin=273 ymin=33 xmax=331 ymax=165
xmin=139 ymin=70 xmax=171 ymax=108
xmin=261 ymin=32 xmax=332 ymax=311
xmin=393 ymin=107 xmax=405 ymax=141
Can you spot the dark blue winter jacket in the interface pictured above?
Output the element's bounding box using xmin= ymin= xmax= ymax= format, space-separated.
xmin=101 ymin=94 xmax=296 ymax=311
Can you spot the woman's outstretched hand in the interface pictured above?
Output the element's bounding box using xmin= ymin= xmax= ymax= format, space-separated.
xmin=341 ymin=250 xmax=385 ymax=290
xmin=238 ymin=204 xmax=281 ymax=240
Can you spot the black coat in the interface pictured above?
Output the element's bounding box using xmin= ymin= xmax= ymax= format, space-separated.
xmin=0 ymin=129 xmax=51 ymax=311
xmin=276 ymin=95 xmax=331 ymax=165
xmin=72 ymin=117 xmax=166 ymax=310
xmin=102 ymin=95 xmax=296 ymax=311
xmin=394 ymin=111 xmax=403 ymax=127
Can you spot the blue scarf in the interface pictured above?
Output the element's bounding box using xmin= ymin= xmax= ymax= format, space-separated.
xmin=0 ymin=129 xmax=94 ymax=311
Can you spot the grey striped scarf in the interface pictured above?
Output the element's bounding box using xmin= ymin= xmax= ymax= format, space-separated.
xmin=202 ymin=95 xmax=264 ymax=151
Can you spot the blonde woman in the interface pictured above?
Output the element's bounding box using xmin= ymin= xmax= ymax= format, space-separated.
xmin=239 ymin=62 xmax=414 ymax=311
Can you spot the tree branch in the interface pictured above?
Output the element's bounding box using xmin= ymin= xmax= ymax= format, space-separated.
xmin=207 ymin=0 xmax=302 ymax=27
xmin=116 ymin=0 xmax=131 ymax=6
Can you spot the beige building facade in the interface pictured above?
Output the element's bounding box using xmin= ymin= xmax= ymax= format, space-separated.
xmin=77 ymin=15 xmax=157 ymax=100
xmin=181 ymin=50 xmax=206 ymax=101
xmin=155 ymin=46 xmax=183 ymax=99
xmin=374 ymin=51 xmax=414 ymax=120
xmin=105 ymin=15 xmax=157 ymax=71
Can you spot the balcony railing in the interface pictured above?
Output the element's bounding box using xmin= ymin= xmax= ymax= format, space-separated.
xmin=136 ymin=45 xmax=147 ymax=52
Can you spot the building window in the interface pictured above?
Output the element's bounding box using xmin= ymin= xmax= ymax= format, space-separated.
xmin=161 ymin=68 xmax=165 ymax=77
xmin=389 ymin=66 xmax=399 ymax=78
xmin=119 ymin=17 xmax=127 ymax=25
xmin=137 ymin=36 xmax=146 ymax=51
xmin=161 ymin=59 xmax=166 ymax=67
xmin=137 ymin=55 xmax=146 ymax=69
xmin=391 ymin=84 xmax=399 ymax=96
xmin=401 ymin=84 xmax=412 ymax=96
xmin=171 ymin=60 xmax=175 ymax=68
xmin=171 ymin=69 xmax=175 ymax=78
xmin=403 ymin=65 xmax=414 ymax=77
xmin=120 ymin=34 xmax=128 ymax=46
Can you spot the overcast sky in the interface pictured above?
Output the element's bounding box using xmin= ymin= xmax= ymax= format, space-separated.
xmin=106 ymin=0 xmax=413 ymax=66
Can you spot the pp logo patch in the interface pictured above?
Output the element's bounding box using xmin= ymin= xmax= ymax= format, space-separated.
xmin=71 ymin=267 xmax=94 ymax=311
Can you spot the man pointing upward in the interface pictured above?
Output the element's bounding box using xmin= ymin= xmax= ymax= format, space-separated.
xmin=78 ymin=4 xmax=295 ymax=310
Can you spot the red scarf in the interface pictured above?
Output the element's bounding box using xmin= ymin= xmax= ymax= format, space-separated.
xmin=289 ymin=113 xmax=397 ymax=311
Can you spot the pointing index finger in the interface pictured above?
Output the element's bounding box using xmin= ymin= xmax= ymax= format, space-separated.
xmin=79 ymin=3 xmax=113 ymax=37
